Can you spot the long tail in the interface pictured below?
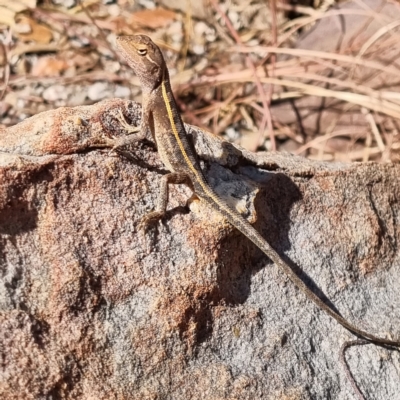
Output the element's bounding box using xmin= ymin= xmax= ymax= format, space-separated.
xmin=203 ymin=195 xmax=400 ymax=347
xmin=162 ymin=74 xmax=399 ymax=345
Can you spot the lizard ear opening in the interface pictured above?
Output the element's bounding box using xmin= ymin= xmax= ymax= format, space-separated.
xmin=151 ymin=65 xmax=160 ymax=75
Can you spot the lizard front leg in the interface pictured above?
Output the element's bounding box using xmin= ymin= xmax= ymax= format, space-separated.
xmin=139 ymin=172 xmax=194 ymax=230
xmin=104 ymin=100 xmax=152 ymax=150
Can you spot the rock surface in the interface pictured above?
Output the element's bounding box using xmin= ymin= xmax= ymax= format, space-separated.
xmin=1 ymin=99 xmax=399 ymax=399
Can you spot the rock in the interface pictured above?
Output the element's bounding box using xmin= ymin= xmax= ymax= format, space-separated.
xmin=0 ymin=99 xmax=399 ymax=399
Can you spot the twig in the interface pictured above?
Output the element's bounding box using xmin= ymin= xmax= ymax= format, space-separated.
xmin=210 ymin=0 xmax=276 ymax=150
xmin=340 ymin=340 xmax=368 ymax=400
xmin=0 ymin=28 xmax=12 ymax=102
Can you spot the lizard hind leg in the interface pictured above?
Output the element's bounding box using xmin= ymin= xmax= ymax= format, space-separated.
xmin=139 ymin=172 xmax=193 ymax=231
xmin=185 ymin=193 xmax=200 ymax=209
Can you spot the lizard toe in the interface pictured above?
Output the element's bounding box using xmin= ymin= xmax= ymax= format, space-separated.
xmin=138 ymin=211 xmax=165 ymax=231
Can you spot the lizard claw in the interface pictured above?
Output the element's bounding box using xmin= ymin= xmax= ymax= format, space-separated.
xmin=97 ymin=109 xmax=143 ymax=152
xmin=117 ymin=109 xmax=140 ymax=134
xmin=101 ymin=134 xmax=139 ymax=152
xmin=102 ymin=136 xmax=118 ymax=147
xmin=96 ymin=136 xmax=124 ymax=154
xmin=138 ymin=211 xmax=165 ymax=231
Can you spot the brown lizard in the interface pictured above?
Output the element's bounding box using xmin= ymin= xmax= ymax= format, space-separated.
xmin=110 ymin=34 xmax=399 ymax=347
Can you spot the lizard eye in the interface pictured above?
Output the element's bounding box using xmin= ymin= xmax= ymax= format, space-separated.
xmin=137 ymin=48 xmax=147 ymax=56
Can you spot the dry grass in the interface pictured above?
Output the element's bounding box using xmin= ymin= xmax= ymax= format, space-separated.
xmin=1 ymin=0 xmax=400 ymax=162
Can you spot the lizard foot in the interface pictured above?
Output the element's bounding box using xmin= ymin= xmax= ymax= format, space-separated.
xmin=97 ymin=109 xmax=144 ymax=151
xmin=138 ymin=211 xmax=165 ymax=231
xmin=117 ymin=109 xmax=140 ymax=134
xmin=97 ymin=135 xmax=131 ymax=152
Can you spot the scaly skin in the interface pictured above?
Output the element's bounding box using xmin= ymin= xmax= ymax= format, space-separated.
xmin=113 ymin=34 xmax=400 ymax=347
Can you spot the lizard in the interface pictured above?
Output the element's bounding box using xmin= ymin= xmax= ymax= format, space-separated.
xmin=110 ymin=34 xmax=400 ymax=347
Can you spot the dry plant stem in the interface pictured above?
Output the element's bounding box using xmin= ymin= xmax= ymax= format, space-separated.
xmin=261 ymin=0 xmax=278 ymax=152
xmin=183 ymin=56 xmax=400 ymax=97
xmin=276 ymin=3 xmax=318 ymax=16
xmin=184 ymin=61 xmax=400 ymax=125
xmin=33 ymin=7 xmax=119 ymax=32
xmin=357 ymin=18 xmax=400 ymax=60
xmin=279 ymin=9 xmax=390 ymax=48
xmin=209 ymin=0 xmax=276 ymax=150
xmin=363 ymin=108 xmax=385 ymax=151
xmin=362 ymin=130 xmax=372 ymax=162
xmin=347 ymin=0 xmax=387 ymax=51
xmin=0 ymin=71 xmax=123 ymax=95
xmin=179 ymin=6 xmax=192 ymax=73
xmin=213 ymin=86 xmax=222 ymax=134
xmin=78 ymin=0 xmax=119 ymax=60
xmin=350 ymin=21 xmax=400 ymax=80
xmin=176 ymin=100 xmax=204 ymax=130
xmin=291 ymin=72 xmax=377 ymax=98
xmin=294 ymin=130 xmax=363 ymax=156
xmin=340 ymin=340 xmax=371 ymax=400
xmin=235 ymin=46 xmax=400 ymax=79
xmin=191 ymin=86 xmax=242 ymax=117
xmin=240 ymin=77 xmax=400 ymax=120
xmin=0 ymin=29 xmax=12 ymax=102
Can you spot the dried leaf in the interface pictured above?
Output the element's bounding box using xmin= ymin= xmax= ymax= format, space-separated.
xmin=31 ymin=56 xmax=68 ymax=77
xmin=0 ymin=0 xmax=36 ymax=25
xmin=0 ymin=6 xmax=16 ymax=26
xmin=0 ymin=0 xmax=34 ymax=13
xmin=14 ymin=16 xmax=53 ymax=44
xmin=159 ymin=0 xmax=207 ymax=19
xmin=68 ymin=53 xmax=99 ymax=73
xmin=129 ymin=8 xmax=177 ymax=29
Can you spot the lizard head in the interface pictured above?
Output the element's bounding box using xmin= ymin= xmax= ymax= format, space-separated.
xmin=116 ymin=35 xmax=166 ymax=92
